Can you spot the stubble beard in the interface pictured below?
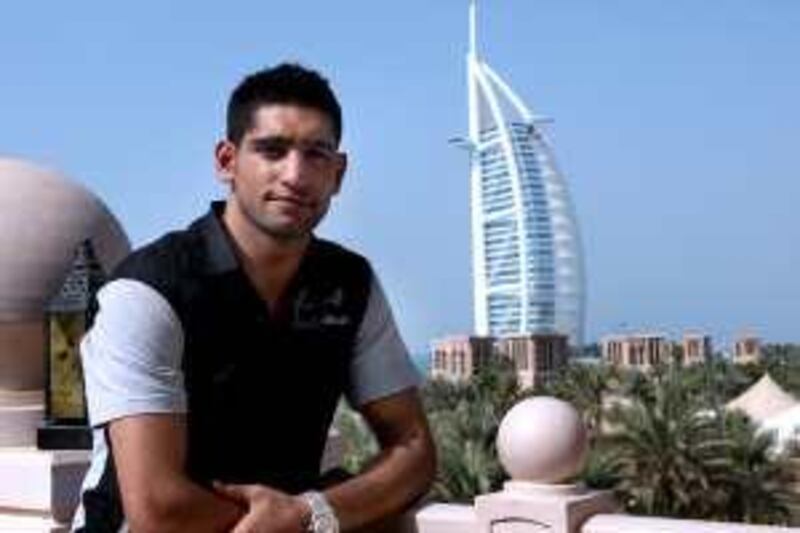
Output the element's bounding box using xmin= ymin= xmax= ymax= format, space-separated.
xmin=239 ymin=196 xmax=331 ymax=244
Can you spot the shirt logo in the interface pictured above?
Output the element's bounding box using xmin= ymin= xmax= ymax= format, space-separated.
xmin=293 ymin=287 xmax=352 ymax=329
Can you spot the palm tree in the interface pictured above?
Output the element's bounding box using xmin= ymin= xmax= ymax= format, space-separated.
xmin=606 ymin=369 xmax=795 ymax=524
xmin=424 ymin=356 xmax=519 ymax=502
xmin=421 ymin=377 xmax=465 ymax=413
xmin=547 ymin=362 xmax=616 ymax=442
xmin=607 ymin=373 xmax=716 ymax=518
xmin=580 ymin=442 xmax=621 ymax=490
xmin=703 ymin=414 xmax=794 ymax=524
xmin=429 ymin=398 xmax=505 ymax=502
xmin=333 ymin=402 xmax=378 ymax=473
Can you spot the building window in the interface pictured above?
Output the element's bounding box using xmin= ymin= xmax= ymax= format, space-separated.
xmin=517 ymin=350 xmax=528 ymax=370
xmin=745 ymin=340 xmax=756 ymax=354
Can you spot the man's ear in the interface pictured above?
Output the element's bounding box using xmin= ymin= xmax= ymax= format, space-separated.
xmin=333 ymin=152 xmax=348 ymax=195
xmin=214 ymin=140 xmax=237 ymax=186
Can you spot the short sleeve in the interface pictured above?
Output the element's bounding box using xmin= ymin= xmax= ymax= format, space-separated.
xmin=81 ymin=279 xmax=187 ymax=427
xmin=345 ymin=275 xmax=421 ymax=407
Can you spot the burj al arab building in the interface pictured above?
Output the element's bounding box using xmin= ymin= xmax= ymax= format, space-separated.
xmin=465 ymin=0 xmax=586 ymax=347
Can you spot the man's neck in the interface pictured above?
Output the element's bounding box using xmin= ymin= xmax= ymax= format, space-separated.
xmin=221 ymin=200 xmax=309 ymax=311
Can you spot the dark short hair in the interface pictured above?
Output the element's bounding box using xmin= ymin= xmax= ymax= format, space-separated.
xmin=226 ymin=63 xmax=342 ymax=146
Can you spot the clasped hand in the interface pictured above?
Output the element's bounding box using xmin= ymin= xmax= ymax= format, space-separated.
xmin=214 ymin=482 xmax=309 ymax=533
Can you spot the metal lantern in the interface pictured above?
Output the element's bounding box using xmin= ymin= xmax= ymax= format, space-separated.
xmin=37 ymin=240 xmax=105 ymax=450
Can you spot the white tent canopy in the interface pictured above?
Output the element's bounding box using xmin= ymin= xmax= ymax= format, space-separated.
xmin=726 ymin=373 xmax=798 ymax=425
xmin=760 ymin=403 xmax=800 ymax=452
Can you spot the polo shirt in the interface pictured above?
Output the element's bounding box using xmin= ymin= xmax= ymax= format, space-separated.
xmin=71 ymin=202 xmax=420 ymax=532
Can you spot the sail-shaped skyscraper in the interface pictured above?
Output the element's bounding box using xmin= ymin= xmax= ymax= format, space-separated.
xmin=465 ymin=0 xmax=586 ymax=346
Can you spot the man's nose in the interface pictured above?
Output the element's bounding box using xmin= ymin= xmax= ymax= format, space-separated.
xmin=280 ymin=149 xmax=313 ymax=189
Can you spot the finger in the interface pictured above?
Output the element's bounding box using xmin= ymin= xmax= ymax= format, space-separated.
xmin=231 ymin=512 xmax=258 ymax=533
xmin=213 ymin=481 xmax=250 ymax=503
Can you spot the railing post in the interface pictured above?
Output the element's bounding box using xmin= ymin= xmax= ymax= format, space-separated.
xmin=473 ymin=397 xmax=617 ymax=533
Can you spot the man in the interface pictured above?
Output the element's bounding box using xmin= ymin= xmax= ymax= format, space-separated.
xmin=73 ymin=63 xmax=436 ymax=532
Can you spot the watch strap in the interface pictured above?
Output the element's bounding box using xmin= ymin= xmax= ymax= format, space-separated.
xmin=300 ymin=491 xmax=340 ymax=533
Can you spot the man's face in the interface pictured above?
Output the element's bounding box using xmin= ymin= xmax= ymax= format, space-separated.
xmin=216 ymin=104 xmax=346 ymax=242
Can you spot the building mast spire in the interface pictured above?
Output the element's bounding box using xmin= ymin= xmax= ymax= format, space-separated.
xmin=469 ymin=0 xmax=478 ymax=58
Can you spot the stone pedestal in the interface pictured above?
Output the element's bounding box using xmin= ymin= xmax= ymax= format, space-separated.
xmin=415 ymin=503 xmax=478 ymax=532
xmin=0 ymin=448 xmax=90 ymax=531
xmin=475 ymin=482 xmax=617 ymax=533
xmin=0 ymin=389 xmax=45 ymax=447
xmin=475 ymin=397 xmax=618 ymax=533
xmin=0 ymin=513 xmax=71 ymax=533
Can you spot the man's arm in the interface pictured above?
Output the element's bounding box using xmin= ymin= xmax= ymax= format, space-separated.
xmin=325 ymin=274 xmax=436 ymax=529
xmin=108 ymin=414 xmax=244 ymax=533
xmin=80 ymin=279 xmax=244 ymax=532
xmin=325 ymin=388 xmax=436 ymax=531
xmin=213 ymin=389 xmax=435 ymax=532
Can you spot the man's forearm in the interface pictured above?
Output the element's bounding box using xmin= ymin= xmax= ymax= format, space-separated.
xmin=125 ymin=476 xmax=243 ymax=533
xmin=108 ymin=415 xmax=245 ymax=533
xmin=324 ymin=424 xmax=436 ymax=531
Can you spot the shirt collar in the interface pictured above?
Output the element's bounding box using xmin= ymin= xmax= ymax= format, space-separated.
xmin=193 ymin=200 xmax=320 ymax=276
xmin=194 ymin=201 xmax=240 ymax=275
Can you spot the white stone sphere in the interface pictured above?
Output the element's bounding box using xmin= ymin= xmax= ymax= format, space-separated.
xmin=496 ymin=396 xmax=588 ymax=484
xmin=0 ymin=158 xmax=130 ymax=390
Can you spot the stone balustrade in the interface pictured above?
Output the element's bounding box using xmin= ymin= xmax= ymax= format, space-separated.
xmin=0 ymin=391 xmax=797 ymax=531
xmin=583 ymin=514 xmax=799 ymax=532
xmin=412 ymin=396 xmax=800 ymax=533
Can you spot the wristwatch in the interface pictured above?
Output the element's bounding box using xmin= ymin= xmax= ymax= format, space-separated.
xmin=300 ymin=491 xmax=340 ymax=533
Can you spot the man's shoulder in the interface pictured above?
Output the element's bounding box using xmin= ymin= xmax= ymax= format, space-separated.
xmin=312 ymin=237 xmax=372 ymax=276
xmin=109 ymin=225 xmax=202 ymax=298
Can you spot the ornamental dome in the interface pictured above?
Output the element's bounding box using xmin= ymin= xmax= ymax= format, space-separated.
xmin=0 ymin=158 xmax=130 ymax=392
xmin=496 ymin=396 xmax=588 ymax=484
xmin=0 ymin=158 xmax=130 ymax=320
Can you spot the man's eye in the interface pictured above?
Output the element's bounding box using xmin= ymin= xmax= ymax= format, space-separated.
xmin=256 ymin=142 xmax=290 ymax=160
xmin=264 ymin=147 xmax=289 ymax=160
xmin=304 ymin=147 xmax=334 ymax=162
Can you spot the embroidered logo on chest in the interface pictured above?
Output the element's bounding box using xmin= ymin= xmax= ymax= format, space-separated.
xmin=293 ymin=287 xmax=352 ymax=329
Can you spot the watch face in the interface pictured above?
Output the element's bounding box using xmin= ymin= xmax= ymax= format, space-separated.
xmin=314 ymin=515 xmax=335 ymax=533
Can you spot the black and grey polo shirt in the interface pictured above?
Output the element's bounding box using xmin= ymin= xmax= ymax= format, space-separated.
xmin=72 ymin=202 xmax=420 ymax=532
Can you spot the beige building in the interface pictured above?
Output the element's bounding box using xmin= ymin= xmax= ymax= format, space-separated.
xmin=430 ymin=334 xmax=568 ymax=389
xmin=602 ymin=332 xmax=672 ymax=371
xmin=493 ymin=334 xmax=569 ymax=389
xmin=430 ymin=335 xmax=494 ymax=382
xmin=682 ymin=332 xmax=713 ymax=366
xmin=732 ymin=333 xmax=762 ymax=365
